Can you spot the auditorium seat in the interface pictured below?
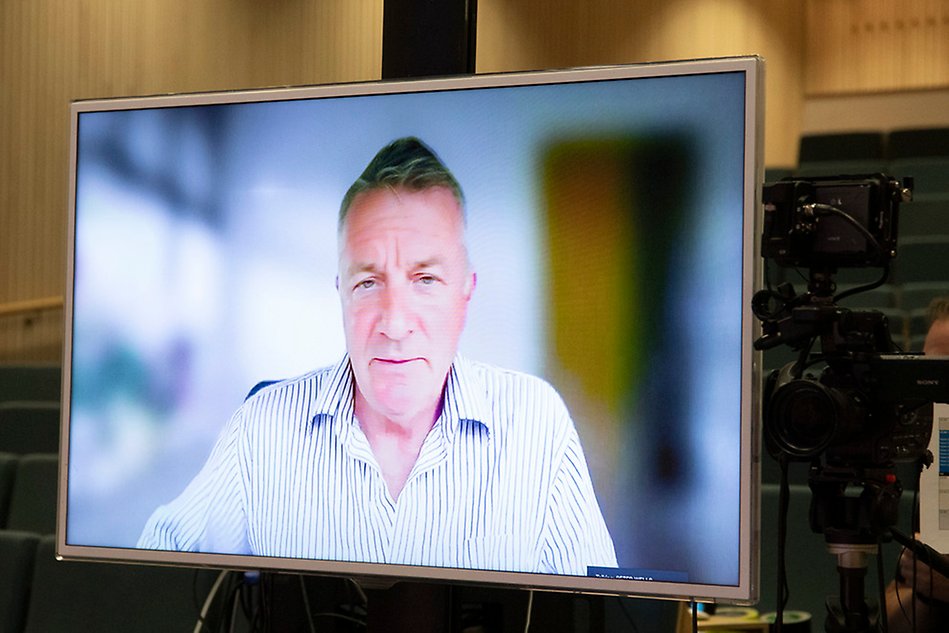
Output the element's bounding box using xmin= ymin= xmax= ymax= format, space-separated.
xmin=907 ymin=309 xmax=932 ymax=349
xmin=765 ymin=167 xmax=793 ymax=183
xmin=794 ymin=159 xmax=890 ymax=179
xmin=0 ymin=401 xmax=60 ymax=454
xmin=0 ymin=530 xmax=40 ymax=633
xmin=0 ymin=452 xmax=18 ymax=528
xmin=0 ymin=364 xmax=61 ymax=404
xmin=795 ymin=131 xmax=889 ymax=180
xmin=899 ymin=199 xmax=949 ymax=239
xmin=835 ymin=284 xmax=897 ymax=310
xmin=6 ymin=453 xmax=58 ymax=534
xmin=898 ymin=282 xmax=949 ymax=312
xmin=834 ymin=265 xmax=890 ymax=287
xmin=799 ymin=132 xmax=886 ymax=163
xmin=890 ymin=158 xmax=949 ymax=201
xmin=887 ymin=127 xmax=949 ymax=160
xmin=893 ymin=236 xmax=949 ymax=285
xmin=23 ymin=535 xmax=218 ymax=632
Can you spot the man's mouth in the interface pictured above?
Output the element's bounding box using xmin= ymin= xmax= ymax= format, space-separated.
xmin=372 ymin=357 xmax=423 ymax=365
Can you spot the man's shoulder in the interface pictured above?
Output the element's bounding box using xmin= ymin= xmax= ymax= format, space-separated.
xmin=243 ymin=364 xmax=337 ymax=401
xmin=458 ymin=357 xmax=569 ymax=416
xmin=463 ymin=357 xmax=555 ymax=391
xmin=238 ymin=359 xmax=350 ymax=422
xmin=454 ymin=358 xmax=576 ymax=448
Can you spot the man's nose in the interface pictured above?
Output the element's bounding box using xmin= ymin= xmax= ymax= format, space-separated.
xmin=378 ymin=284 xmax=413 ymax=340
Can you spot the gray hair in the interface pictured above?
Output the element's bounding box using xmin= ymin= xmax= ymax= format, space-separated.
xmin=338 ymin=137 xmax=465 ymax=232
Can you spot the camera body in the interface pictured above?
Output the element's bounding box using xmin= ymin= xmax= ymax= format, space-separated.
xmin=755 ymin=173 xmax=932 ymax=472
xmin=763 ymin=351 xmax=935 ymax=467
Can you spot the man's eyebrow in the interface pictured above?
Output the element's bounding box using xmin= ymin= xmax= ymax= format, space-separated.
xmin=346 ymin=262 xmax=380 ymax=278
xmin=344 ymin=258 xmax=447 ymax=278
xmin=413 ymin=258 xmax=446 ymax=270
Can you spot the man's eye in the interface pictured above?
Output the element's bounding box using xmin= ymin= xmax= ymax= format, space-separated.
xmin=416 ymin=275 xmax=436 ymax=285
xmin=356 ymin=279 xmax=376 ymax=290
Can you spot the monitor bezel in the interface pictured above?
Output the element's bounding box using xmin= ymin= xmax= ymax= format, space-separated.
xmin=59 ymin=56 xmax=764 ymax=604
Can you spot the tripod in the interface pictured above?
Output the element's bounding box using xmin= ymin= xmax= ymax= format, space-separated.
xmin=823 ymin=542 xmax=881 ymax=633
xmin=808 ymin=466 xmax=903 ymax=633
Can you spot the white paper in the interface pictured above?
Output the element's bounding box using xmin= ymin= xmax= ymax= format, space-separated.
xmin=920 ymin=403 xmax=949 ymax=552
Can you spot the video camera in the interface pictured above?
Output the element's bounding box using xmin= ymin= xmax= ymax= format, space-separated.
xmin=752 ymin=173 xmax=948 ymax=633
xmin=753 ymin=174 xmax=937 ymax=471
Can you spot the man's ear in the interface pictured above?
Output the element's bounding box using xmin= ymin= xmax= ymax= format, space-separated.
xmin=335 ymin=275 xmax=340 ymax=291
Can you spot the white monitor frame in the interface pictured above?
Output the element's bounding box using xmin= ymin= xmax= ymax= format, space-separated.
xmin=60 ymin=56 xmax=764 ymax=604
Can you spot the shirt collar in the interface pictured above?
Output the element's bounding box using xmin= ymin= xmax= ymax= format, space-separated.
xmin=309 ymin=353 xmax=493 ymax=441
xmin=440 ymin=354 xmax=493 ymax=441
xmin=310 ymin=354 xmax=356 ymax=444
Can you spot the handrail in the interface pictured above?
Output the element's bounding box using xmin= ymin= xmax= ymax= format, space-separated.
xmin=0 ymin=296 xmax=64 ymax=317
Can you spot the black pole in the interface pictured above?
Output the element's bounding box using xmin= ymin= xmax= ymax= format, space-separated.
xmin=382 ymin=0 xmax=478 ymax=79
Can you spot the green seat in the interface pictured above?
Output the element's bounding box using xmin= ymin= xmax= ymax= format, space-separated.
xmin=0 ymin=364 xmax=61 ymax=404
xmin=899 ymin=199 xmax=949 ymax=239
xmin=897 ymin=282 xmax=949 ymax=312
xmin=893 ymin=236 xmax=949 ymax=284
xmin=799 ymin=132 xmax=885 ymax=162
xmin=0 ymin=452 xmax=18 ymax=528
xmin=887 ymin=128 xmax=949 ymax=160
xmin=890 ymin=158 xmax=949 ymax=201
xmin=794 ymin=159 xmax=890 ymax=179
xmin=836 ymin=284 xmax=897 ymax=309
xmin=23 ymin=535 xmax=219 ymax=633
xmin=0 ymin=530 xmax=40 ymax=633
xmin=908 ymin=308 xmax=931 ymax=341
xmin=6 ymin=453 xmax=59 ymax=534
xmin=0 ymin=401 xmax=60 ymax=455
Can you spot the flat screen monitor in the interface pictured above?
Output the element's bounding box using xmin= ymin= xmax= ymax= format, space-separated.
xmin=60 ymin=56 xmax=763 ymax=603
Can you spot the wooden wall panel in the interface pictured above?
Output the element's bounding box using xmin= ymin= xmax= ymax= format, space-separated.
xmin=805 ymin=0 xmax=949 ymax=94
xmin=477 ymin=0 xmax=807 ymax=168
xmin=0 ymin=0 xmax=382 ymax=361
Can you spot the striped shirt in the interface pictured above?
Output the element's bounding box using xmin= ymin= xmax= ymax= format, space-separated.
xmin=138 ymin=354 xmax=617 ymax=576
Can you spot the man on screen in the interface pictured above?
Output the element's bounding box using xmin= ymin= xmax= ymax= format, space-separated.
xmin=138 ymin=137 xmax=616 ymax=575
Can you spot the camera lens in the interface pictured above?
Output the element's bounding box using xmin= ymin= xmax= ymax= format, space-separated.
xmin=767 ymin=379 xmax=839 ymax=458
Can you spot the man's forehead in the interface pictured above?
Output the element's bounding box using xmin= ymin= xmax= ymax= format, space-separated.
xmin=345 ymin=186 xmax=463 ymax=225
xmin=338 ymin=186 xmax=467 ymax=257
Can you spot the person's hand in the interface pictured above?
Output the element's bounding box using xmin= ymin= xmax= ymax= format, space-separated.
xmin=895 ymin=548 xmax=949 ymax=603
xmin=886 ymin=549 xmax=949 ymax=633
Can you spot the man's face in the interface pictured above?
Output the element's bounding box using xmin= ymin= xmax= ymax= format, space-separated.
xmin=924 ymin=318 xmax=949 ymax=356
xmin=338 ymin=186 xmax=475 ymax=424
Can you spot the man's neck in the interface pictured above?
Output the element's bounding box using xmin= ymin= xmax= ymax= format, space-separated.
xmin=354 ymin=393 xmax=441 ymax=501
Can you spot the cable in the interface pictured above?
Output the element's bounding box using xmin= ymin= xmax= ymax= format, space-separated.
xmin=804 ymin=202 xmax=884 ymax=260
xmin=193 ymin=570 xmax=231 ymax=633
xmin=833 ymin=263 xmax=890 ymax=304
xmin=774 ymin=457 xmax=791 ymax=633
xmin=523 ymin=590 xmax=534 ymax=633
xmin=877 ymin=541 xmax=888 ymax=633
xmin=347 ymin=577 xmax=369 ymax=610
xmin=299 ymin=575 xmax=318 ymax=633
